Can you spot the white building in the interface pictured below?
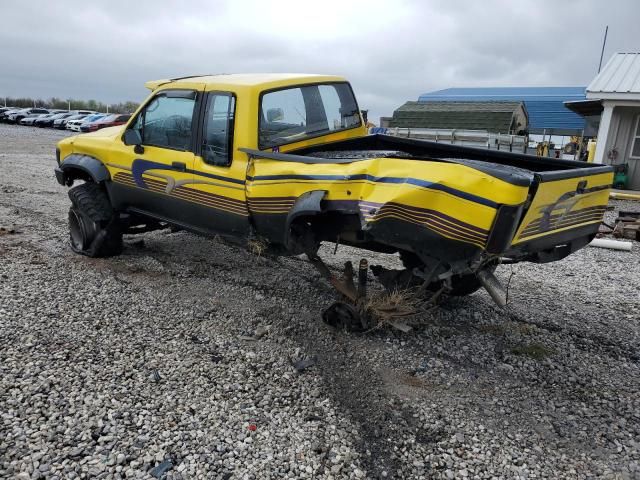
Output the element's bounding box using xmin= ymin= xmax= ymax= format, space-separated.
xmin=587 ymin=52 xmax=640 ymax=189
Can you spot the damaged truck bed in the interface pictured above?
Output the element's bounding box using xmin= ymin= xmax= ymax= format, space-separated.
xmin=243 ymin=134 xmax=612 ymax=316
xmin=54 ymin=74 xmax=613 ymax=328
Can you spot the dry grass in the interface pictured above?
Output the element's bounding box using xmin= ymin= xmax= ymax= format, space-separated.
xmin=359 ymin=284 xmax=450 ymax=331
xmin=515 ymin=323 xmax=537 ymax=335
xmin=247 ymin=237 xmax=268 ymax=257
xmin=478 ymin=324 xmax=506 ymax=335
xmin=399 ymin=372 xmax=427 ymax=388
xmin=511 ymin=343 xmax=554 ymax=360
xmin=364 ymin=288 xmax=419 ymax=321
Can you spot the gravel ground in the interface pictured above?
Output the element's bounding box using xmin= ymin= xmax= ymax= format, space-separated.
xmin=0 ymin=123 xmax=639 ymax=480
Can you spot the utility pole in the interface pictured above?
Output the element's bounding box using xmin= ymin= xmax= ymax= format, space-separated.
xmin=598 ymin=25 xmax=609 ymax=73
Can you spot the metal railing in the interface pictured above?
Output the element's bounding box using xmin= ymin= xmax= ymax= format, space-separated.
xmin=370 ymin=127 xmax=528 ymax=153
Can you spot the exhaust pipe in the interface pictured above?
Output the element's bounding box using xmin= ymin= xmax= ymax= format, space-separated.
xmin=477 ymin=268 xmax=507 ymax=308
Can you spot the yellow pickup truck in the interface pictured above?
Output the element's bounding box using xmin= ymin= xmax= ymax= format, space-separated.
xmin=54 ymin=74 xmax=612 ymax=325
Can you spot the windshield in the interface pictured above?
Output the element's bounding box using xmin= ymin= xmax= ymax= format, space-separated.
xmin=259 ymin=82 xmax=361 ymax=149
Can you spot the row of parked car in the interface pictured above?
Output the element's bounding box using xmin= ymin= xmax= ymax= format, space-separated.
xmin=0 ymin=107 xmax=131 ymax=132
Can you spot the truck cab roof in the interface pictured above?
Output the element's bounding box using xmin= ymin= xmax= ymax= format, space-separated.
xmin=144 ymin=73 xmax=348 ymax=93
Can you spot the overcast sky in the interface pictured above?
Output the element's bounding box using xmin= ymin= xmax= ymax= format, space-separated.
xmin=1 ymin=0 xmax=638 ymax=122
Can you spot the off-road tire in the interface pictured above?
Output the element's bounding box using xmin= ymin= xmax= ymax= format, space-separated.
xmin=68 ymin=182 xmax=122 ymax=257
xmin=399 ymin=251 xmax=492 ymax=296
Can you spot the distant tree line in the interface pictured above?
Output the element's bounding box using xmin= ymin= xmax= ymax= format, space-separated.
xmin=2 ymin=96 xmax=139 ymax=114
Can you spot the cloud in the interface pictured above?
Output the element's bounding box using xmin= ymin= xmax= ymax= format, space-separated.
xmin=1 ymin=0 xmax=638 ymax=122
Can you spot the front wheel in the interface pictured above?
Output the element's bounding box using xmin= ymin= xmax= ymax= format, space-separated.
xmin=68 ymin=183 xmax=122 ymax=257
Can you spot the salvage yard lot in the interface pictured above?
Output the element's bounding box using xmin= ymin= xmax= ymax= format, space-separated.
xmin=0 ymin=124 xmax=639 ymax=479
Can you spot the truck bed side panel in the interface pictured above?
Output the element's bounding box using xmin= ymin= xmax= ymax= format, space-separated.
xmin=246 ymin=156 xmax=530 ymax=253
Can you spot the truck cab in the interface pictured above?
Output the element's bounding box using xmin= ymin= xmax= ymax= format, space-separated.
xmin=56 ymin=74 xmax=367 ymax=241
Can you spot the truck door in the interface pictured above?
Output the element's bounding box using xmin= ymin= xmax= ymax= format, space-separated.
xmin=112 ymin=89 xmax=199 ymax=225
xmin=189 ymin=91 xmax=249 ymax=236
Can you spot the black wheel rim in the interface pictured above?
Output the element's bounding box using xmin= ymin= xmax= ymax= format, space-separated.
xmin=68 ymin=208 xmax=86 ymax=250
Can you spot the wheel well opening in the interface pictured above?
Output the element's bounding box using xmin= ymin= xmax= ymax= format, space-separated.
xmin=62 ymin=167 xmax=94 ymax=186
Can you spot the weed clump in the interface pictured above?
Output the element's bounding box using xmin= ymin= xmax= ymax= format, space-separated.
xmin=247 ymin=237 xmax=268 ymax=257
xmin=511 ymin=343 xmax=553 ymax=360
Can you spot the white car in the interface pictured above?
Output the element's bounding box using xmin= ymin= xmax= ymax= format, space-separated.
xmin=66 ymin=118 xmax=90 ymax=132
xmin=66 ymin=119 xmax=82 ymax=131
xmin=7 ymin=107 xmax=50 ymax=124
xmin=54 ymin=111 xmax=95 ymax=130
xmin=67 ymin=113 xmax=106 ymax=132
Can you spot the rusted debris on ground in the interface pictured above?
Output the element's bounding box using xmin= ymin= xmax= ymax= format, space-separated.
xmin=613 ymin=211 xmax=640 ymax=241
xmin=290 ymin=356 xmax=317 ymax=373
xmin=0 ymin=226 xmax=19 ymax=235
xmin=309 ymin=253 xmax=440 ymax=332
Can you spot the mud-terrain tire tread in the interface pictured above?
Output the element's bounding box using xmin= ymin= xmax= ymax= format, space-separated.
xmin=68 ymin=182 xmax=114 ymax=223
xmin=68 ymin=182 xmax=122 ymax=257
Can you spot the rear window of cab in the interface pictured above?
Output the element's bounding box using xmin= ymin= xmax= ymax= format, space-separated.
xmin=259 ymin=82 xmax=361 ymax=149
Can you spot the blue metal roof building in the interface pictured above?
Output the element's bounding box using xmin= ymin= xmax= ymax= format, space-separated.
xmin=418 ymin=87 xmax=587 ymax=134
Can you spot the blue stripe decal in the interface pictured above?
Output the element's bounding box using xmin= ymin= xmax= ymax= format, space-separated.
xmin=246 ymin=174 xmax=497 ymax=208
xmin=132 ymin=160 xmax=496 ymax=208
xmin=132 ymin=159 xmax=245 ymax=189
xmin=188 ymin=168 xmax=246 ymax=185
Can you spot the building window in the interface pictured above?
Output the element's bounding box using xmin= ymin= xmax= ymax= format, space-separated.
xmin=631 ymin=114 xmax=640 ymax=158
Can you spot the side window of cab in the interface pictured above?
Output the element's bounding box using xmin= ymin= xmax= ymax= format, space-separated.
xmin=201 ymin=93 xmax=235 ymax=166
xmin=130 ymin=90 xmax=197 ymax=151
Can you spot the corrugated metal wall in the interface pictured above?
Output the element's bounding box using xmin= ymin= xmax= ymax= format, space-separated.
xmin=418 ymin=87 xmax=586 ymax=134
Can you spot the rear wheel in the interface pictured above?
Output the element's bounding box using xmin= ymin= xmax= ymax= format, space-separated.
xmin=68 ymin=182 xmax=122 ymax=257
xmin=399 ymin=251 xmax=492 ymax=296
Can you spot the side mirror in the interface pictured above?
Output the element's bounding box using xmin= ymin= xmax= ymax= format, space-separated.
xmin=266 ymin=108 xmax=284 ymax=123
xmin=123 ymin=129 xmax=142 ymax=146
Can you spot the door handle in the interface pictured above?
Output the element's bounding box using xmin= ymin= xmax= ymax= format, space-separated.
xmin=172 ymin=161 xmax=186 ymax=171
